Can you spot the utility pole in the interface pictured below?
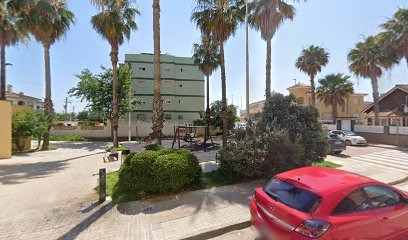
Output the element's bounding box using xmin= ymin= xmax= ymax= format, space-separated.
xmin=245 ymin=0 xmax=250 ymax=121
xmin=63 ymin=97 xmax=72 ymax=115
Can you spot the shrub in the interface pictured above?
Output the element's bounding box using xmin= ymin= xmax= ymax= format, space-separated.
xmin=119 ymin=148 xmax=202 ymax=195
xmin=145 ymin=144 xmax=164 ymax=151
xmin=105 ymin=145 xmax=127 ymax=152
xmin=219 ymin=94 xmax=327 ymax=180
xmin=49 ymin=135 xmax=86 ymax=142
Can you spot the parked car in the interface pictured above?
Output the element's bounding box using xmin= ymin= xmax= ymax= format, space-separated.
xmin=330 ymin=130 xmax=368 ymax=146
xmin=327 ymin=134 xmax=346 ymax=155
xmin=250 ymin=166 xmax=408 ymax=240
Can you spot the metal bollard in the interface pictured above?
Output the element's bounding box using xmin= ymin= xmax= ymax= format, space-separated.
xmin=99 ymin=168 xmax=106 ymax=203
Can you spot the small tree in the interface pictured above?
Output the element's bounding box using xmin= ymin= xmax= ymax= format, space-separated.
xmin=209 ymin=100 xmax=238 ymax=132
xmin=12 ymin=110 xmax=48 ymax=152
xmin=69 ymin=65 xmax=138 ymax=140
xmin=77 ymin=111 xmax=89 ymax=121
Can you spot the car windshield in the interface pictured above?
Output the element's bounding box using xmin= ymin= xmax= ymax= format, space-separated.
xmin=329 ymin=134 xmax=341 ymax=140
xmin=343 ymin=131 xmax=357 ymax=136
xmin=263 ymin=178 xmax=321 ymax=213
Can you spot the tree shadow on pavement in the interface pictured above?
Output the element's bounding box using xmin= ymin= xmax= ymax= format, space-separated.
xmin=0 ymin=152 xmax=104 ymax=185
xmin=115 ymin=179 xmax=265 ymax=221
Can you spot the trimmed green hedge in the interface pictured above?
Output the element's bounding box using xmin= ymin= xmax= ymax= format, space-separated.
xmin=119 ymin=147 xmax=202 ymax=194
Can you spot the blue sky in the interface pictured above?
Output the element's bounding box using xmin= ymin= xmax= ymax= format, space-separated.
xmin=7 ymin=0 xmax=408 ymax=113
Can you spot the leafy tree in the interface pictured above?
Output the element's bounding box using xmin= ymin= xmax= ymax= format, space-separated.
xmin=192 ymin=0 xmax=245 ymax=147
xmin=193 ymin=35 xmax=220 ymax=124
xmin=12 ymin=109 xmax=49 ymax=152
xmin=295 ymin=45 xmax=330 ymax=106
xmin=380 ymin=8 xmax=408 ymax=70
xmin=317 ymin=74 xmax=354 ymax=123
xmin=249 ymin=0 xmax=297 ymax=98
xmin=25 ymin=0 xmax=75 ymax=150
xmin=152 ymin=0 xmax=164 ymax=144
xmin=69 ymin=65 xmax=137 ymax=140
xmin=0 ymin=0 xmax=29 ymax=100
xmin=348 ymin=36 xmax=398 ymax=125
xmin=77 ymin=111 xmax=89 ymax=121
xmin=91 ymin=0 xmax=139 ymax=147
xmin=209 ymin=100 xmax=238 ymax=131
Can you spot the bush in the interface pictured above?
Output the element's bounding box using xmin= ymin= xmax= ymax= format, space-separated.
xmin=119 ymin=148 xmax=202 ymax=195
xmin=49 ymin=135 xmax=86 ymax=142
xmin=105 ymin=145 xmax=127 ymax=152
xmin=145 ymin=144 xmax=164 ymax=151
xmin=219 ymin=94 xmax=327 ymax=180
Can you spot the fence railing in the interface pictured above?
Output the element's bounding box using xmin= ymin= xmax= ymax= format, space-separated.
xmin=354 ymin=125 xmax=385 ymax=134
xmin=389 ymin=126 xmax=408 ymax=135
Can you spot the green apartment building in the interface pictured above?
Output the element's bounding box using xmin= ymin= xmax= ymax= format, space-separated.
xmin=124 ymin=53 xmax=205 ymax=121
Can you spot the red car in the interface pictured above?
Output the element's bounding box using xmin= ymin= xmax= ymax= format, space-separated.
xmin=250 ymin=166 xmax=408 ymax=240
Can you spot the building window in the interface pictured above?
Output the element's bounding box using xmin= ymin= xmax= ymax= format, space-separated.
xmin=165 ymin=99 xmax=171 ymax=104
xmin=178 ymin=115 xmax=184 ymax=120
xmin=138 ymin=80 xmax=146 ymax=88
xmin=164 ymin=80 xmax=172 ymax=88
xmin=138 ymin=98 xmax=147 ymax=104
xmin=165 ymin=114 xmax=172 ymax=120
xmin=18 ymin=101 xmax=25 ymax=106
xmin=138 ymin=64 xmax=146 ymax=71
xmin=180 ymin=68 xmax=183 ymax=72
xmin=297 ymin=97 xmax=305 ymax=105
xmin=137 ymin=114 xmax=146 ymax=121
xmin=164 ymin=65 xmax=171 ymax=72
xmin=36 ymin=106 xmax=41 ymax=110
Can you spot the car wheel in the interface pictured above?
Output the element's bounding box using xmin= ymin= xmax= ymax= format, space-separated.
xmin=345 ymin=140 xmax=352 ymax=146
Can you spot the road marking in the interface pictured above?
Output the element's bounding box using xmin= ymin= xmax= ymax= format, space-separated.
xmin=347 ymin=150 xmax=408 ymax=173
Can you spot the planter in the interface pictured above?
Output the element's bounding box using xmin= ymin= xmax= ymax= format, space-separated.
xmin=12 ymin=136 xmax=32 ymax=152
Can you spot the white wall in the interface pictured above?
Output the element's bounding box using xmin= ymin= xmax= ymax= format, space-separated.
xmin=354 ymin=125 xmax=385 ymax=134
xmin=389 ymin=126 xmax=408 ymax=135
xmin=50 ymin=120 xmax=212 ymax=138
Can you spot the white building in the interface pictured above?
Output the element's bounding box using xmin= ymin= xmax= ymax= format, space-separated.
xmin=6 ymin=85 xmax=44 ymax=110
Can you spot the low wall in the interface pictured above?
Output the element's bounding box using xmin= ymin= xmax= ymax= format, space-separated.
xmin=354 ymin=125 xmax=385 ymax=134
xmin=355 ymin=132 xmax=408 ymax=147
xmin=0 ymin=101 xmax=12 ymax=159
xmin=389 ymin=126 xmax=408 ymax=135
xmin=50 ymin=120 xmax=216 ymax=139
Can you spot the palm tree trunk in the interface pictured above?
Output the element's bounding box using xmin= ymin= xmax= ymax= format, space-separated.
xmin=152 ymin=0 xmax=163 ymax=145
xmin=332 ymin=97 xmax=338 ymax=124
xmin=265 ymin=39 xmax=271 ymax=98
xmin=370 ymin=75 xmax=380 ymax=126
xmin=310 ymin=75 xmax=316 ymax=106
xmin=0 ymin=43 xmax=6 ymax=100
xmin=220 ymin=42 xmax=228 ymax=147
xmin=42 ymin=43 xmax=53 ymax=151
xmin=110 ymin=44 xmax=119 ymax=148
xmin=205 ymin=74 xmax=210 ymax=124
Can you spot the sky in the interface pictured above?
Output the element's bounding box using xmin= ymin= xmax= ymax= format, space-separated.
xmin=7 ymin=0 xmax=408 ymax=114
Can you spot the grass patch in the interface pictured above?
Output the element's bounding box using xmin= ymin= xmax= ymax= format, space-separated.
xmin=105 ymin=145 xmax=127 ymax=152
xmin=193 ymin=169 xmax=232 ymax=190
xmin=312 ymin=161 xmax=342 ymax=168
xmin=48 ymin=135 xmax=87 ymax=142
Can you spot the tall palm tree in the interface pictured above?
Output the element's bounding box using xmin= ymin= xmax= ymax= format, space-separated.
xmin=0 ymin=0 xmax=29 ymax=100
xmin=348 ymin=36 xmax=398 ymax=126
xmin=91 ymin=0 xmax=139 ymax=148
xmin=248 ymin=0 xmax=296 ymax=98
xmin=192 ymin=0 xmax=245 ymax=147
xmin=380 ymin=8 xmax=408 ymax=71
xmin=25 ymin=0 xmax=74 ymax=150
xmin=152 ymin=0 xmax=163 ymax=144
xmin=192 ymin=35 xmax=221 ymax=124
xmin=295 ymin=45 xmax=329 ymax=106
xmin=317 ymin=73 xmax=354 ymax=123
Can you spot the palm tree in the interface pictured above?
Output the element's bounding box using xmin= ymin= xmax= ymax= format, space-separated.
xmin=317 ymin=73 xmax=354 ymax=123
xmin=152 ymin=0 xmax=163 ymax=145
xmin=0 ymin=0 xmax=29 ymax=100
xmin=248 ymin=0 xmax=296 ymax=98
xmin=192 ymin=35 xmax=221 ymax=125
xmin=295 ymin=45 xmax=329 ymax=106
xmin=25 ymin=0 xmax=74 ymax=150
xmin=380 ymin=8 xmax=408 ymax=71
xmin=91 ymin=0 xmax=139 ymax=148
xmin=192 ymin=0 xmax=245 ymax=147
xmin=348 ymin=36 xmax=398 ymax=126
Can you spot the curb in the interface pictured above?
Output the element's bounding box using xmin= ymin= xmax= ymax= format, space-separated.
xmin=388 ymin=175 xmax=408 ymax=186
xmin=180 ymin=221 xmax=252 ymax=240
